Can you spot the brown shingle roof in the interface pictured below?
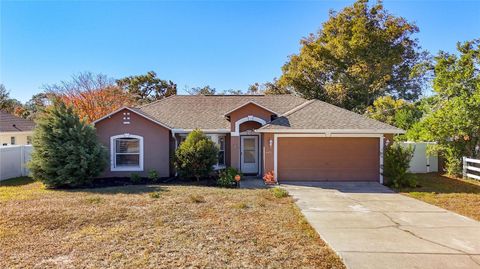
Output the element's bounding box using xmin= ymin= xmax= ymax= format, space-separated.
xmin=0 ymin=111 xmax=35 ymax=132
xmin=258 ymin=100 xmax=404 ymax=133
xmin=138 ymin=95 xmax=308 ymax=130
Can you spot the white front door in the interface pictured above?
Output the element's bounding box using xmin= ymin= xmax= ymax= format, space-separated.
xmin=241 ymin=136 xmax=259 ymax=174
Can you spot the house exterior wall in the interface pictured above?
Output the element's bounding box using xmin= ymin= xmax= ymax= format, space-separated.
xmin=230 ymin=136 xmax=240 ymax=170
xmin=0 ymin=132 xmax=33 ymax=146
xmin=263 ymin=133 xmax=275 ymax=175
xmin=225 ymin=134 xmax=231 ymax=167
xmin=228 ymin=103 xmax=274 ymax=172
xmin=95 ymin=108 xmax=171 ymax=178
xmin=384 ymin=134 xmax=394 ymax=147
xmin=229 ymin=103 xmax=273 ymax=131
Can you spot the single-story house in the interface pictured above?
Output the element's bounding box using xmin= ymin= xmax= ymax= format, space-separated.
xmin=93 ymin=95 xmax=404 ymax=183
xmin=0 ymin=111 xmax=35 ymax=146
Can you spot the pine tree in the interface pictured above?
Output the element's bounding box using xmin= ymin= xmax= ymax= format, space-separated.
xmin=29 ymin=100 xmax=107 ymax=188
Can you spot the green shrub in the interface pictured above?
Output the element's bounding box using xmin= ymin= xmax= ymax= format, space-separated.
xmin=383 ymin=143 xmax=416 ymax=188
xmin=174 ymin=129 xmax=219 ymax=181
xmin=28 ymin=100 xmax=107 ymax=188
xmin=130 ymin=173 xmax=141 ymax=184
xmin=443 ymin=147 xmax=463 ymax=176
xmin=217 ymin=167 xmax=242 ymax=188
xmin=271 ymin=187 xmax=289 ymax=198
xmin=148 ymin=169 xmax=159 ymax=183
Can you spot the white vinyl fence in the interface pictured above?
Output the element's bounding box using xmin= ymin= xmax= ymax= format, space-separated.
xmin=0 ymin=145 xmax=33 ymax=181
xmin=400 ymin=142 xmax=438 ymax=173
xmin=463 ymin=157 xmax=480 ymax=180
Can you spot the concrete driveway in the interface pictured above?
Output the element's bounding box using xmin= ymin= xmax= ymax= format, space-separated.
xmin=282 ymin=182 xmax=480 ymax=269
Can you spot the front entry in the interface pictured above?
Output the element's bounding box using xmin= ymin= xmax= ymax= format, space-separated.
xmin=241 ymin=136 xmax=259 ymax=174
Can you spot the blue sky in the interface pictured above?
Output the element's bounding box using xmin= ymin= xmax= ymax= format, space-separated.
xmin=1 ymin=1 xmax=479 ymax=103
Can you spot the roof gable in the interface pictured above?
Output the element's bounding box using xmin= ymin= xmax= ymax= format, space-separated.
xmin=92 ymin=107 xmax=171 ymax=130
xmin=224 ymin=101 xmax=278 ymax=116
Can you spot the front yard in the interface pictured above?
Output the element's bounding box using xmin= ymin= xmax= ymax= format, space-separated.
xmin=0 ymin=178 xmax=344 ymax=268
xmin=393 ymin=173 xmax=480 ymax=221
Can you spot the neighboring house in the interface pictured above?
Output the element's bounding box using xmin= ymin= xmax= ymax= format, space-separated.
xmin=94 ymin=95 xmax=404 ymax=182
xmin=0 ymin=111 xmax=35 ymax=146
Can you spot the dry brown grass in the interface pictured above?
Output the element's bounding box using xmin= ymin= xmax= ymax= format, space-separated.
xmin=394 ymin=173 xmax=480 ymax=221
xmin=0 ymin=178 xmax=345 ymax=269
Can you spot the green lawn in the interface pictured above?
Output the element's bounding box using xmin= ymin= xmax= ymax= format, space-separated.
xmin=393 ymin=173 xmax=480 ymax=221
xmin=0 ymin=177 xmax=344 ymax=269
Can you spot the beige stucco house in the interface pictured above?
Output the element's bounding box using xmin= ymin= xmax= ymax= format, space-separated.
xmin=0 ymin=111 xmax=35 ymax=146
xmin=93 ymin=95 xmax=404 ymax=183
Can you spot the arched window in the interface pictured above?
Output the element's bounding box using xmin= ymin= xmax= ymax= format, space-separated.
xmin=110 ymin=134 xmax=144 ymax=171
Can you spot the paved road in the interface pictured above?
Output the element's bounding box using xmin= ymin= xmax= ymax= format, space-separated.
xmin=282 ymin=182 xmax=480 ymax=269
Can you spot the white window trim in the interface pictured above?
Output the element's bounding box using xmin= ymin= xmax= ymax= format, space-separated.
xmin=110 ymin=134 xmax=144 ymax=172
xmin=273 ymin=133 xmax=384 ymax=183
xmin=231 ymin=116 xmax=267 ymax=136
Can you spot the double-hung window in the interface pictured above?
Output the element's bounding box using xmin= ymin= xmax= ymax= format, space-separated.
xmin=110 ymin=134 xmax=144 ymax=171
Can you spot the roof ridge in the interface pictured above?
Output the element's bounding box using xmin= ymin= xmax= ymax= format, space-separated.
xmin=281 ymin=99 xmax=316 ymax=117
xmin=258 ymin=100 xmax=315 ymax=130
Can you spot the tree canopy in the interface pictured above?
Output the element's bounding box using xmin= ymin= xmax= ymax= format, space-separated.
xmin=116 ymin=71 xmax=177 ymax=104
xmin=408 ymin=39 xmax=480 ymax=175
xmin=187 ymin=85 xmax=217 ymax=95
xmin=45 ymin=72 xmax=134 ymax=123
xmin=0 ymin=84 xmax=23 ymax=115
xmin=279 ymin=0 xmax=425 ymax=112
xmin=365 ymin=96 xmax=421 ymax=131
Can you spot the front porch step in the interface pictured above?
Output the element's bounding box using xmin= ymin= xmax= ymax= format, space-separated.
xmin=239 ymin=177 xmax=266 ymax=189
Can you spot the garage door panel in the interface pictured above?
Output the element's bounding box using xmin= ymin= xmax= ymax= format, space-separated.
xmin=278 ymin=137 xmax=379 ymax=181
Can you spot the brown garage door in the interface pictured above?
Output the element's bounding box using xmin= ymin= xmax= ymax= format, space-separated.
xmin=277 ymin=137 xmax=379 ymax=181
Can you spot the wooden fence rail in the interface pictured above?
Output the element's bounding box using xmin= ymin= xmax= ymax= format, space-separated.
xmin=463 ymin=157 xmax=480 ymax=180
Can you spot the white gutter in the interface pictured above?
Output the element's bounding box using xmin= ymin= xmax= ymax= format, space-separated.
xmin=171 ymin=128 xmax=231 ymax=134
xmin=0 ymin=131 xmax=34 ymax=135
xmin=255 ymin=129 xmax=405 ymax=134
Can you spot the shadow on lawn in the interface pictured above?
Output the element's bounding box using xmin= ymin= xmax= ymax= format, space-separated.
xmin=62 ymin=184 xmax=169 ymax=195
xmin=1 ymin=176 xmax=231 ymax=194
xmin=0 ymin=177 xmax=35 ymax=187
xmin=55 ymin=177 xmax=219 ymax=194
xmin=398 ymin=173 xmax=480 ymax=194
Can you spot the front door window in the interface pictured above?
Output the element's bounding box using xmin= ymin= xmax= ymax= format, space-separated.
xmin=241 ymin=136 xmax=258 ymax=174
